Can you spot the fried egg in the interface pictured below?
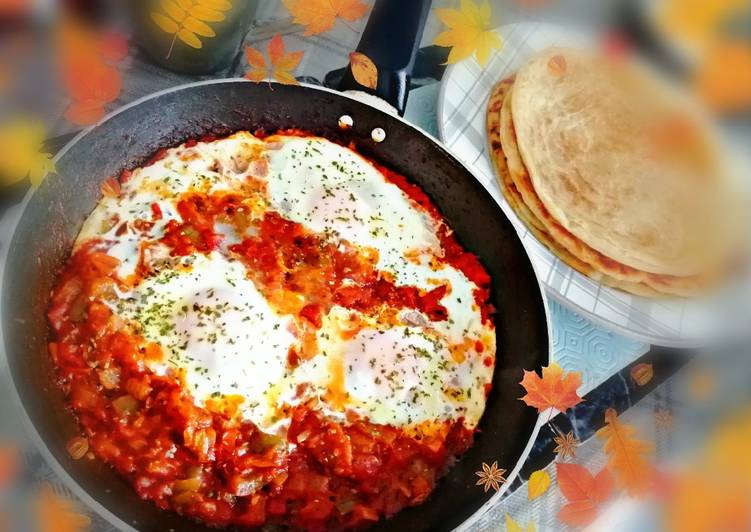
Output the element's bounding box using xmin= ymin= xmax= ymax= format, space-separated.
xmin=75 ymin=132 xmax=496 ymax=436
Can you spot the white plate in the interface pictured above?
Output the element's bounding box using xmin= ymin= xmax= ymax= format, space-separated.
xmin=437 ymin=21 xmax=748 ymax=347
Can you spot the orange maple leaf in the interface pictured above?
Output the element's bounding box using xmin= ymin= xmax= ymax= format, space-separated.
xmin=282 ymin=0 xmax=369 ymax=36
xmin=245 ymin=34 xmax=304 ymax=85
xmin=35 ymin=484 xmax=91 ymax=532
xmin=56 ymin=17 xmax=126 ymax=126
xmin=556 ymin=462 xmax=613 ymax=527
xmin=519 ymin=363 xmax=583 ymax=413
xmin=596 ymin=408 xmax=653 ymax=496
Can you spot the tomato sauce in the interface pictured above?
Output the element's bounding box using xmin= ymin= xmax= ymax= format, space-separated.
xmin=47 ymin=135 xmax=493 ymax=530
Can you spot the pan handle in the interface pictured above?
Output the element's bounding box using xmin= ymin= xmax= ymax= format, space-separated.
xmin=338 ymin=0 xmax=432 ymax=116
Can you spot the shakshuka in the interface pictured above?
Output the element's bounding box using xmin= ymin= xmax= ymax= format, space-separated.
xmin=47 ymin=131 xmax=496 ymax=530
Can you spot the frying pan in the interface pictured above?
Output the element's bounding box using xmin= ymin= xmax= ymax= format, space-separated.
xmin=1 ymin=1 xmax=550 ymax=530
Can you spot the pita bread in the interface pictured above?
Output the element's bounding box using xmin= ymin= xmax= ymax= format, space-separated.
xmin=510 ymin=48 xmax=736 ymax=278
xmin=487 ymin=79 xmax=667 ymax=297
xmin=499 ymin=82 xmax=707 ymax=296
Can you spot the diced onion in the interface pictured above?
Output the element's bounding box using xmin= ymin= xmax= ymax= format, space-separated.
xmin=112 ymin=395 xmax=139 ymax=415
xmin=66 ymin=436 xmax=89 ymax=460
xmin=98 ymin=368 xmax=120 ymax=390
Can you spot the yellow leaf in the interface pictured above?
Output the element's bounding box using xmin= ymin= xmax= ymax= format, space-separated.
xmin=433 ymin=0 xmax=502 ymax=66
xmin=28 ymin=155 xmax=55 ymax=187
xmin=505 ymin=513 xmax=522 ymax=532
xmin=596 ymin=408 xmax=653 ymax=495
xmin=190 ymin=5 xmax=225 ymax=22
xmin=505 ymin=513 xmax=536 ymax=532
xmin=151 ymin=12 xmax=179 ymax=34
xmin=176 ymin=0 xmax=193 ymax=9
xmin=199 ymin=0 xmax=232 ymax=11
xmin=177 ymin=28 xmax=202 ymax=49
xmin=658 ymin=0 xmax=746 ymax=50
xmin=160 ymin=0 xmax=187 ymax=22
xmin=527 ymin=470 xmax=551 ymax=500
xmin=349 ymin=52 xmax=378 ymax=89
xmin=182 ymin=16 xmax=216 ymax=37
xmin=0 ymin=119 xmax=55 ymax=188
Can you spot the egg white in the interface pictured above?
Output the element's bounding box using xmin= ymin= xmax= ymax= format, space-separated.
xmin=76 ymin=132 xmax=496 ymax=434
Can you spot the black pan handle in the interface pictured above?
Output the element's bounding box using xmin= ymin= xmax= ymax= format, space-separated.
xmin=339 ymin=0 xmax=432 ymax=116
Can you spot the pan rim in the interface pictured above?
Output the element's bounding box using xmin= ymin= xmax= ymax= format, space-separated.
xmin=1 ymin=78 xmax=551 ymax=531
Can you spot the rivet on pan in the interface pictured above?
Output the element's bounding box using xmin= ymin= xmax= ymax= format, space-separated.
xmin=338 ymin=114 xmax=354 ymax=129
xmin=371 ymin=127 xmax=386 ymax=143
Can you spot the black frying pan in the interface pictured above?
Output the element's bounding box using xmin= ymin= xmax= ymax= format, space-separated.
xmin=1 ymin=1 xmax=549 ymax=530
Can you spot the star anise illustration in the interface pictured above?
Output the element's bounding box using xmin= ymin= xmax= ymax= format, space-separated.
xmin=552 ymin=427 xmax=579 ymax=461
xmin=475 ymin=461 xmax=506 ymax=492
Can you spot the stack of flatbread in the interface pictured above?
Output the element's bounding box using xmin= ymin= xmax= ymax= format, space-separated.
xmin=487 ymin=48 xmax=742 ymax=297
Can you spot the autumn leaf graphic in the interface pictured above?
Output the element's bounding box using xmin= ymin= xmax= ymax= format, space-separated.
xmin=519 ymin=363 xmax=583 ymax=414
xmin=505 ymin=513 xmax=536 ymax=532
xmin=596 ymin=408 xmax=653 ymax=496
xmin=556 ymin=463 xmax=613 ymax=527
xmin=695 ymin=40 xmax=751 ymax=113
xmin=527 ymin=469 xmax=551 ymax=500
xmin=349 ymin=52 xmax=378 ymax=89
xmin=245 ymin=34 xmax=304 ymax=85
xmin=630 ymin=362 xmax=654 ymax=386
xmin=282 ymin=0 xmax=369 ymax=36
xmin=56 ymin=18 xmax=128 ymax=125
xmin=35 ymin=484 xmax=91 ymax=532
xmin=0 ymin=119 xmax=55 ymax=187
xmin=151 ymin=0 xmax=233 ymax=57
xmin=63 ymin=62 xmax=122 ymax=125
xmin=433 ymin=0 xmax=503 ymax=66
xmin=0 ymin=444 xmax=19 ymax=490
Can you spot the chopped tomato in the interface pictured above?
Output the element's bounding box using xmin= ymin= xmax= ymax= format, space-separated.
xmin=46 ymin=133 xmax=491 ymax=530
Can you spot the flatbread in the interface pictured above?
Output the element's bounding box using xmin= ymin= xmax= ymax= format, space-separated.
xmin=499 ymin=81 xmax=708 ymax=297
xmin=486 ymin=79 xmax=664 ymax=297
xmin=510 ymin=48 xmax=736 ymax=278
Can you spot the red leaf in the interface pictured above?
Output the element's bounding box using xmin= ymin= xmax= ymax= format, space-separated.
xmin=557 ymin=463 xmax=595 ymax=501
xmin=66 ymin=99 xmax=106 ymax=125
xmin=559 ymin=500 xmax=598 ymax=527
xmin=556 ymin=463 xmax=613 ymax=527
xmin=592 ymin=467 xmax=614 ymax=503
xmin=99 ymin=31 xmax=128 ymax=62
xmin=64 ymin=61 xmax=121 ymax=105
